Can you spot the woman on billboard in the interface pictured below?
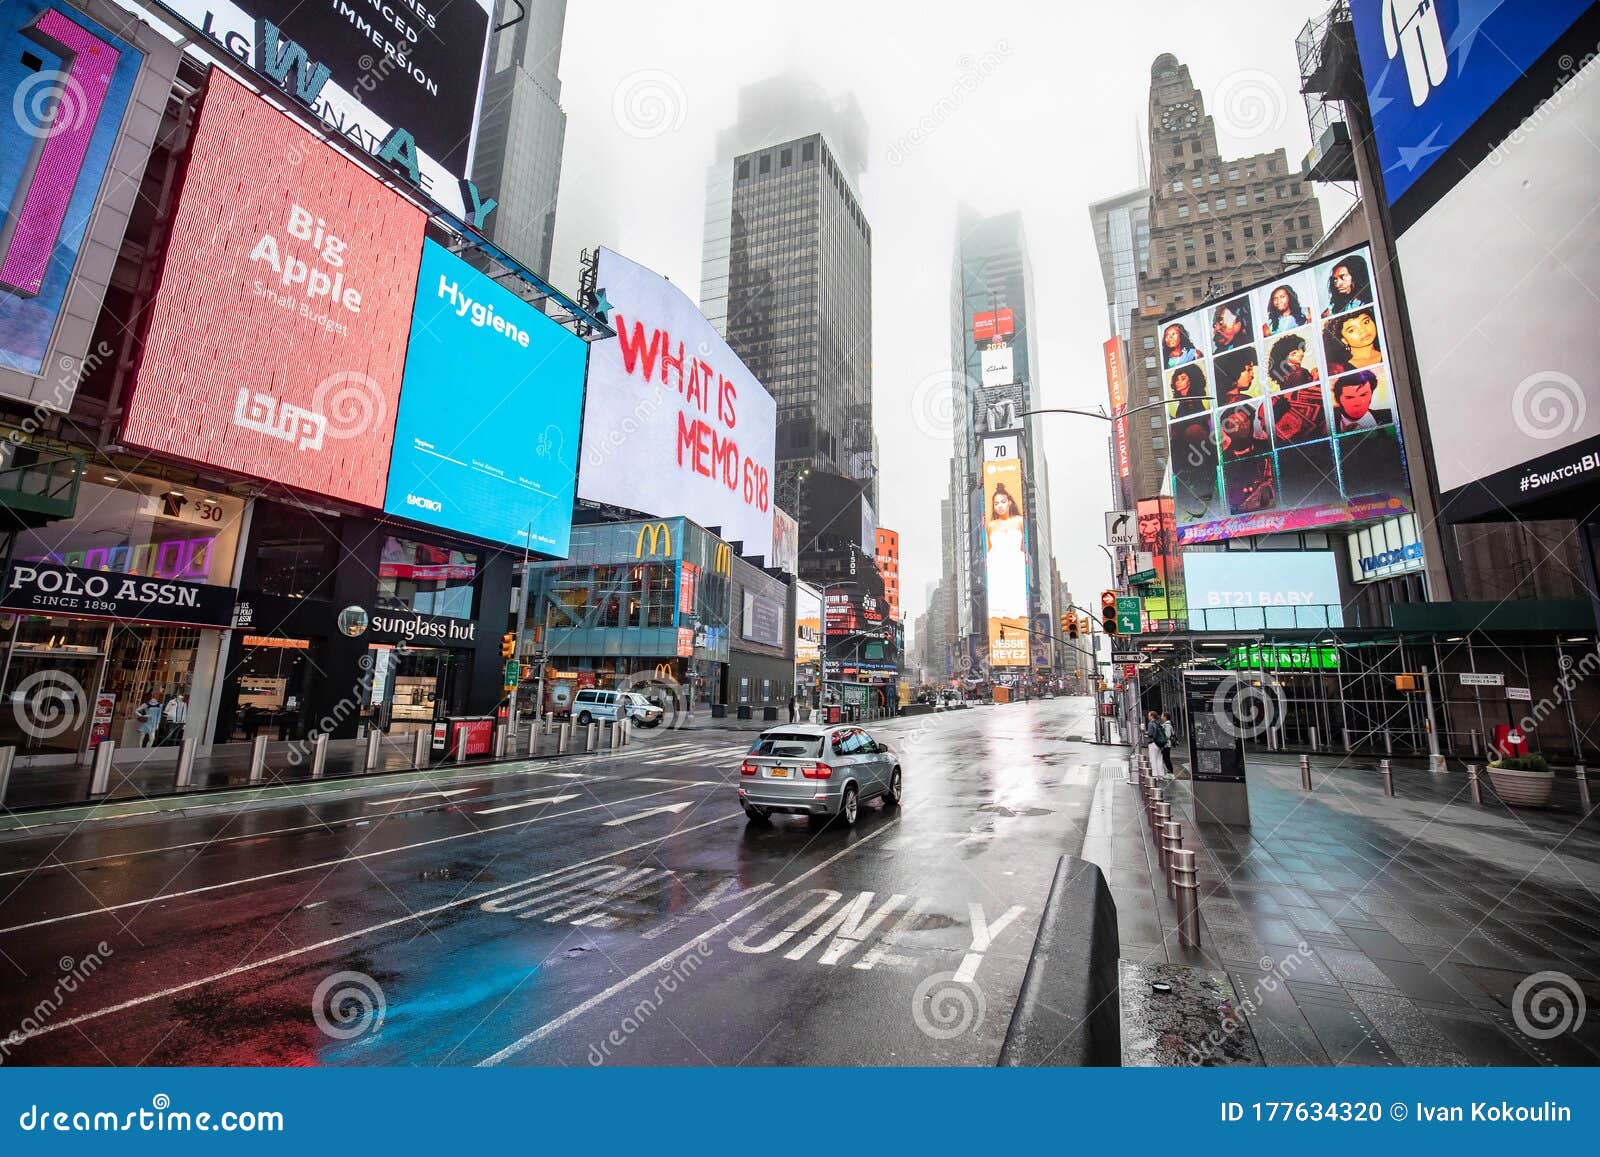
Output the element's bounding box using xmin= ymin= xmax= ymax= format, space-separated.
xmin=1261 ymin=284 xmax=1311 ymax=335
xmin=1161 ymin=322 xmax=1200 ymax=368
xmin=1167 ymin=362 xmax=1208 ymax=417
xmin=1267 ymin=333 xmax=1319 ymax=390
xmin=1323 ymin=308 xmax=1383 ymax=374
xmin=985 ymin=482 xmax=1029 ymax=622
xmin=1321 ymin=255 xmax=1373 ymax=317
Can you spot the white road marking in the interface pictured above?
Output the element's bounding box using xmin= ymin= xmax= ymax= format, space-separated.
xmin=633 ymin=778 xmax=726 ymax=786
xmin=600 ymin=801 xmax=694 ymax=827
xmin=1060 ymin=764 xmax=1094 ymax=785
xmin=365 ymin=788 xmax=477 ymax=807
xmin=0 ymin=784 xmax=718 ymax=934
xmin=474 ymin=794 xmax=581 ymax=815
xmin=476 ymin=816 xmax=902 ymax=1065
xmin=0 ymin=814 xmax=741 ymax=1048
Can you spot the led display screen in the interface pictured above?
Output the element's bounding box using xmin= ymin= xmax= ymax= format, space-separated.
xmin=383 ymin=240 xmax=586 ymax=553
xmin=1161 ymin=244 xmax=1413 ymax=544
xmin=124 ymin=71 xmax=425 ymax=508
xmin=981 ymin=443 xmax=1029 ymax=666
xmin=580 ymin=247 xmax=777 ymax=553
xmin=0 ymin=0 xmax=175 ymax=406
xmin=1183 ymin=550 xmax=1346 ymax=631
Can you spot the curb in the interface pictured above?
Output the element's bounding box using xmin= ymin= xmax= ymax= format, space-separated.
xmin=998 ymin=854 xmax=1122 ymax=1067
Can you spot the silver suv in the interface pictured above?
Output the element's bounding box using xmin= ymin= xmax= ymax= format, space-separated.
xmin=738 ymin=724 xmax=902 ymax=827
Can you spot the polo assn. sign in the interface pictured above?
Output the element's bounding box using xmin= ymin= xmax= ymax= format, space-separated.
xmin=2 ymin=562 xmax=236 ymax=627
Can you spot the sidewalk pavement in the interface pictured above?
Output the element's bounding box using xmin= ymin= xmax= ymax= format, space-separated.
xmin=1088 ymin=748 xmax=1600 ymax=1066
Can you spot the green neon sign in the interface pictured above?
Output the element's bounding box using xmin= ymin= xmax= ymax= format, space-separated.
xmin=1221 ymin=644 xmax=1340 ymax=671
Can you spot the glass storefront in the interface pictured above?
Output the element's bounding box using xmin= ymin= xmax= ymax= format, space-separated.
xmin=224 ymin=635 xmax=314 ymax=740
xmin=0 ymin=614 xmax=205 ymax=756
xmin=362 ymin=643 xmax=470 ymax=733
xmin=378 ymin=537 xmax=479 ymax=618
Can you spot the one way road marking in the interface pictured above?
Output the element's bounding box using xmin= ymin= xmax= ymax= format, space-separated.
xmin=366 ymin=788 xmax=477 ymax=807
xmin=602 ymin=801 xmax=694 ymax=827
xmin=476 ymin=794 xmax=581 ymax=815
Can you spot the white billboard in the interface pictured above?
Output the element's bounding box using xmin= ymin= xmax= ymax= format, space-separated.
xmin=582 ymin=247 xmax=777 ymax=552
xmin=980 ymin=345 xmax=1013 ymax=387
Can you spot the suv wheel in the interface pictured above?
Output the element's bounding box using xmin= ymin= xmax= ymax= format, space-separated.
xmin=883 ymin=768 xmax=902 ymax=807
xmin=838 ymin=784 xmax=859 ymax=827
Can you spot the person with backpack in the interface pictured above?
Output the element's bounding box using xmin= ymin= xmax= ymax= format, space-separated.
xmin=1144 ymin=710 xmax=1171 ymax=781
xmin=1160 ymin=711 xmax=1177 ymax=777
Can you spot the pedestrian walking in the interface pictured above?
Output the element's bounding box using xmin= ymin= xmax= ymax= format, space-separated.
xmin=1159 ymin=711 xmax=1177 ymax=777
xmin=787 ymin=695 xmax=797 ymax=723
xmin=1144 ymin=710 xmax=1170 ymax=782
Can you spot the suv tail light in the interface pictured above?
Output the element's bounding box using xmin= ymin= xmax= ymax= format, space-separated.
xmin=802 ymin=762 xmax=833 ymax=780
xmin=739 ymin=761 xmax=759 ymax=777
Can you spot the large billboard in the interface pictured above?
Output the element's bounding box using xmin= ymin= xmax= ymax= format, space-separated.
xmin=981 ymin=442 xmax=1029 ymax=667
xmin=0 ymin=0 xmax=179 ymax=407
xmin=1350 ymin=0 xmax=1593 ymax=224
xmin=1103 ymin=337 xmax=1131 ymax=489
xmin=1162 ymin=244 xmax=1413 ymax=545
xmin=124 ymin=71 xmax=425 ymax=508
xmin=580 ymin=246 xmax=777 ymax=553
xmin=1136 ymin=496 xmax=1186 ymax=627
xmin=383 ymin=240 xmax=586 ymax=553
xmin=1352 ymin=2 xmax=1600 ymax=517
xmin=152 ymin=1 xmax=493 ymax=219
xmin=1184 ymin=550 xmax=1345 ymax=631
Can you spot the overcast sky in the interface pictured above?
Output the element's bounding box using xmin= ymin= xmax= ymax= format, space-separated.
xmin=550 ymin=0 xmax=1356 ymax=632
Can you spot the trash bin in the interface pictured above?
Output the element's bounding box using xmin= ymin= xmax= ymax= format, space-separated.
xmin=826 ymin=705 xmax=842 ymax=725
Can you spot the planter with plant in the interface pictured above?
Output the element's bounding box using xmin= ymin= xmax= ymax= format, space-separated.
xmin=1485 ymin=753 xmax=1554 ymax=808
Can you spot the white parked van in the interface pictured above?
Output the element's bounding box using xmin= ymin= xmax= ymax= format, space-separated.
xmin=572 ymin=689 xmax=664 ymax=728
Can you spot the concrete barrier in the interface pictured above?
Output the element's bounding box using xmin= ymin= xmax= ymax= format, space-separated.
xmin=998 ymin=855 xmax=1121 ymax=1067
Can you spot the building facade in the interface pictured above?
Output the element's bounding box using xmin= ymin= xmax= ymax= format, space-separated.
xmin=949 ymin=208 xmax=1059 ymax=680
xmin=874 ymin=528 xmax=900 ymax=622
xmin=1122 ymin=54 xmax=1326 ymax=503
xmin=472 ymin=0 xmax=569 ymax=277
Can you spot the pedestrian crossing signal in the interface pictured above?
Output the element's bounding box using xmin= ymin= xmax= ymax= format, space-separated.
xmin=1063 ymin=612 xmax=1079 ymax=640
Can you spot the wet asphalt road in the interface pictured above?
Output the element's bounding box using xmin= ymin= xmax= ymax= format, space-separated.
xmin=0 ymin=697 xmax=1122 ymax=1066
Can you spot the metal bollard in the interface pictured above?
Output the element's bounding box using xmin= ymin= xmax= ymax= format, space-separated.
xmin=1153 ymin=804 xmax=1172 ymax=864
xmin=365 ymin=727 xmax=382 ymax=771
xmin=609 ymin=721 xmax=620 ymax=750
xmin=1124 ymin=758 xmax=1136 ymax=786
xmin=413 ymin=728 xmax=431 ymax=768
xmin=1384 ymin=728 xmax=1393 ymax=755
xmin=494 ymin=723 xmax=507 ymax=760
xmin=587 ymin=722 xmax=599 ymax=753
xmin=1467 ymin=763 xmax=1482 ymax=805
xmin=1173 ymin=849 xmax=1201 ymax=949
xmin=455 ymin=728 xmax=469 ymax=764
xmin=89 ymin=740 xmax=116 ymax=796
xmin=1470 ymin=729 xmax=1480 ymax=757
xmin=1380 ymin=757 xmax=1394 ymax=797
xmin=1160 ymin=820 xmax=1182 ymax=878
xmin=558 ymin=721 xmax=571 ymax=755
xmin=1163 ymin=822 xmax=1183 ymax=900
xmin=619 ymin=718 xmax=630 ymax=747
xmin=248 ymin=734 xmax=268 ymax=784
xmin=175 ymin=738 xmax=197 ymax=789
xmin=311 ymin=733 xmax=329 ymax=779
xmin=1343 ymin=727 xmax=1352 ymax=753
xmin=1309 ymin=726 xmax=1319 ymax=752
xmin=1577 ymin=764 xmax=1592 ymax=814
xmin=1299 ymin=753 xmax=1312 ymax=791
xmin=0 ymin=745 xmax=13 ymax=806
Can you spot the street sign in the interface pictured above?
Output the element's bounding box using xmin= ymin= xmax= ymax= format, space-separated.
xmin=1459 ymin=672 xmax=1504 ymax=687
xmin=503 ymin=659 xmax=519 ymax=690
xmin=1128 ymin=568 xmax=1158 ymax=585
xmin=1105 ymin=510 xmax=1136 ymax=549
xmin=1123 ymin=663 xmax=1137 ymax=679
xmin=1506 ymin=686 xmax=1533 ymax=701
xmin=1115 ymin=596 xmax=1142 ymax=635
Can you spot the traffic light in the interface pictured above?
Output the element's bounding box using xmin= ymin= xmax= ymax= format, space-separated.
xmin=1066 ymin=611 xmax=1079 ymax=640
xmin=500 ymin=632 xmax=517 ymax=659
xmin=1100 ymin=590 xmax=1118 ymax=636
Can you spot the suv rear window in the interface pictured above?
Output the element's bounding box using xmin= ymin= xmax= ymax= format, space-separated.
xmin=748 ymin=734 xmax=824 ymax=759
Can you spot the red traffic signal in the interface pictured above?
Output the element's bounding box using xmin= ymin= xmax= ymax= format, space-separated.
xmin=1100 ymin=590 xmax=1118 ymax=636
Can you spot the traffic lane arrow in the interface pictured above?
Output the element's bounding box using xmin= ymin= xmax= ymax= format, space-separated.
xmin=475 ymin=794 xmax=582 ymax=816
xmin=602 ymin=801 xmax=696 ymax=827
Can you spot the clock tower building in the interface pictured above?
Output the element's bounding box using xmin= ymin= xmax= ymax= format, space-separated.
xmin=1120 ymin=53 xmax=1325 ymax=503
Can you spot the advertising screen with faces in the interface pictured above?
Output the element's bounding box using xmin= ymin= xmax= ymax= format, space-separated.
xmin=1159 ymin=245 xmax=1413 ymax=545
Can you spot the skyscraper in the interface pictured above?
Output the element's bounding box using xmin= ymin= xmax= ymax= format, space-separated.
xmin=950 ymin=208 xmax=1058 ymax=675
xmin=1089 ymin=186 xmax=1151 ymax=350
xmin=718 ymin=132 xmax=875 ymax=515
xmin=471 ymin=0 xmax=569 ymax=278
xmin=1120 ymin=54 xmax=1324 ymax=501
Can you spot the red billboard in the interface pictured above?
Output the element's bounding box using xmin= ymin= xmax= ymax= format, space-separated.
xmin=123 ymin=71 xmax=425 ymax=507
xmin=972 ymin=308 xmax=1015 ymax=343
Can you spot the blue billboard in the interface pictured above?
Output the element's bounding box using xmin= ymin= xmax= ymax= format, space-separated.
xmin=1350 ymin=0 xmax=1593 ymax=212
xmin=384 ymin=240 xmax=587 ymax=553
xmin=1184 ymin=550 xmax=1346 ymax=632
